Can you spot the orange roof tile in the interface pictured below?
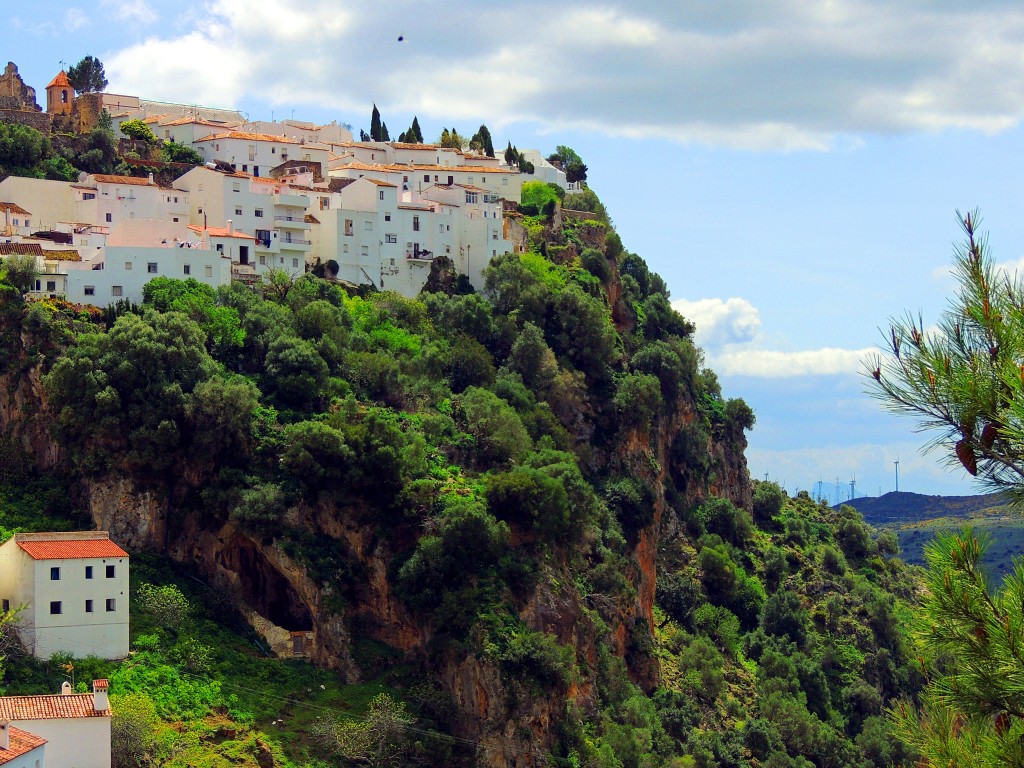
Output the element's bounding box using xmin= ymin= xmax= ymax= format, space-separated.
xmin=17 ymin=538 xmax=128 ymax=561
xmin=390 ymin=143 xmax=440 ymax=150
xmin=91 ymin=175 xmax=156 ymax=186
xmin=187 ymin=226 xmax=257 ymax=240
xmin=0 ymin=726 xmax=46 ymax=765
xmin=140 ymin=114 xmax=172 ymax=125
xmin=0 ymin=693 xmax=109 ymax=720
xmin=362 ymin=178 xmax=396 ymax=187
xmin=0 ymin=202 xmax=31 ymax=216
xmin=194 ymin=131 xmax=300 ymax=145
xmin=159 ymin=116 xmax=231 ymax=128
xmin=46 ymin=71 xmax=71 ymax=89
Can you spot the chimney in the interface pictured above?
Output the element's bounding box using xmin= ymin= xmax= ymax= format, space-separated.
xmin=92 ymin=679 xmax=109 ymax=712
xmin=60 ymin=681 xmax=72 ymax=695
xmin=148 ymin=172 xmax=154 ymax=184
xmin=0 ymin=719 xmax=9 ymax=750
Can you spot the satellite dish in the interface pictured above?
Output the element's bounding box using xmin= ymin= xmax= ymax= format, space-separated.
xmin=78 ymin=172 xmax=88 ymax=183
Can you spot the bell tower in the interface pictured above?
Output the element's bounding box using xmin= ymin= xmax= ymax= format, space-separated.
xmin=45 ymin=70 xmax=74 ymax=115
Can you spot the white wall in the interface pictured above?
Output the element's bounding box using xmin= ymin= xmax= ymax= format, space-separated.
xmin=19 ymin=715 xmax=109 ymax=768
xmin=31 ymin=556 xmax=128 ymax=660
xmin=0 ymin=178 xmax=77 ymax=232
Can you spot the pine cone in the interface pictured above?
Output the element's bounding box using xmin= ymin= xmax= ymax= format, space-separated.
xmin=981 ymin=422 xmax=998 ymax=450
xmin=956 ymin=439 xmax=978 ymax=475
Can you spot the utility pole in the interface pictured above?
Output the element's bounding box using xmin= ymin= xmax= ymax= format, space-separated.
xmin=894 ymin=459 xmax=900 ymax=493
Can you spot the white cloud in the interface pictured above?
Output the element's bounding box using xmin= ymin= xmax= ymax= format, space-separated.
xmin=64 ymin=8 xmax=90 ymax=31
xmin=101 ymin=0 xmax=157 ymax=25
xmin=714 ymin=346 xmax=875 ymax=378
xmin=91 ymin=0 xmax=1024 ymax=150
xmin=672 ymin=297 xmax=760 ymax=347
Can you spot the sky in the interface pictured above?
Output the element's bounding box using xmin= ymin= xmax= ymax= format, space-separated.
xmin=9 ymin=0 xmax=1024 ymax=500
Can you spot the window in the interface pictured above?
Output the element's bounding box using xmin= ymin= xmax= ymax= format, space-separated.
xmin=46 ymin=280 xmax=56 ymax=292
xmin=173 ymin=217 xmax=179 ymax=223
xmin=147 ymin=263 xmax=158 ymax=273
xmin=216 ymin=244 xmax=224 ymax=253
xmin=85 ymin=565 xmax=93 ymax=579
xmin=50 ymin=567 xmax=60 ymax=581
xmin=344 ymin=219 xmax=353 ymax=236
xmin=255 ymin=209 xmax=264 ymax=218
xmin=105 ymin=598 xmax=116 ymax=612
xmin=183 ymin=264 xmax=191 ymax=275
xmin=292 ymin=258 xmax=299 ymax=268
xmin=384 ymin=213 xmax=391 ymax=222
xmin=106 ymin=565 xmax=116 ymax=578
xmin=84 ymin=286 xmax=95 ymax=296
xmin=82 ymin=192 xmax=95 ymax=200
xmin=255 ymin=229 xmax=271 ymax=246
xmin=112 ymin=286 xmax=123 ymax=297
xmin=343 ymin=244 xmax=349 ymax=253
xmin=423 ymin=174 xmax=430 ymax=182
xmin=413 ymin=216 xmax=420 ymax=231
xmin=242 ymin=165 xmax=248 ymax=173
xmin=105 ymin=213 xmax=112 ymax=222
xmin=364 ymin=220 xmax=372 ymax=231
xmin=235 ymin=207 xmax=243 ymax=216
xmin=379 ymin=190 xmax=384 ymax=200
xmin=385 ymin=234 xmax=397 ymax=243
xmin=259 ymin=255 xmax=266 ymax=265
xmin=205 ymin=265 xmax=213 ymax=277
xmin=389 ymin=257 xmax=395 ymax=266
xmin=50 ymin=601 xmax=61 ymax=615
xmin=319 ymin=197 xmax=330 ymax=210
xmin=361 ymin=245 xmax=369 ymax=257
xmin=173 ymin=196 xmax=178 ymax=203
xmin=439 ymin=224 xmax=444 ymax=234
xmin=85 ymin=600 xmax=93 ymax=613
xmin=465 ymin=192 xmax=478 ymax=204
xmin=232 ymin=182 xmax=240 ymax=192
xmin=248 ymin=145 xmax=256 ymax=161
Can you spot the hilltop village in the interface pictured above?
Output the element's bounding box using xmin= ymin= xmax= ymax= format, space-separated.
xmin=0 ymin=61 xmax=581 ymax=304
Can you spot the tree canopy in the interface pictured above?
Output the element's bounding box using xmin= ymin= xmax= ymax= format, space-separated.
xmin=66 ymin=55 xmax=108 ymax=93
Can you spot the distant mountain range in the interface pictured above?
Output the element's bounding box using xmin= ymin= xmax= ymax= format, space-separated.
xmin=837 ymin=490 xmax=1011 ymax=527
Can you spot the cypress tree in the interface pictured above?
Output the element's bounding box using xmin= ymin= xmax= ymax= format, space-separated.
xmin=370 ymin=104 xmax=382 ymax=142
xmin=381 ymin=122 xmax=390 ymax=142
xmin=412 ymin=116 xmax=423 ymax=143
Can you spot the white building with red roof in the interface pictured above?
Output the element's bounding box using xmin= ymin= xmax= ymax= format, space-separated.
xmin=0 ymin=533 xmax=128 ymax=660
xmin=0 ymin=722 xmax=46 ymax=768
xmin=0 ymin=680 xmax=111 ymax=768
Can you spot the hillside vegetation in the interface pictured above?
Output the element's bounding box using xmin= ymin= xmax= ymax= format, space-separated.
xmin=0 ymin=184 xmax=925 ymax=767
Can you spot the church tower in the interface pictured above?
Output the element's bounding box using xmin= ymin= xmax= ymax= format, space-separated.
xmin=45 ymin=70 xmax=74 ymax=115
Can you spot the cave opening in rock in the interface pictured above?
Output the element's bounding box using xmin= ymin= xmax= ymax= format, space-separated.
xmin=218 ymin=536 xmax=314 ymax=631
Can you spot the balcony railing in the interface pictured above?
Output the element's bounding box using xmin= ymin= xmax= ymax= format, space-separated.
xmin=281 ymin=237 xmax=311 ymax=246
xmin=406 ymin=249 xmax=436 ymax=261
xmin=274 ymin=215 xmax=302 ymax=222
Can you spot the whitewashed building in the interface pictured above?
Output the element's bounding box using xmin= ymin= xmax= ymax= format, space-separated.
xmin=0 ymin=681 xmax=110 ymax=768
xmin=0 ymin=723 xmax=45 ymax=768
xmin=0 ymin=533 xmax=129 ymax=660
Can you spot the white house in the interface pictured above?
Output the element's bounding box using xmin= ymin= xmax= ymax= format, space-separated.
xmin=0 ymin=533 xmax=129 ymax=660
xmin=0 ymin=680 xmax=110 ymax=768
xmin=0 ymin=723 xmax=45 ymax=768
xmin=192 ymin=131 xmax=330 ymax=179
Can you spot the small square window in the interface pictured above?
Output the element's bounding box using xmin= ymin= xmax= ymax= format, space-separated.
xmin=105 ymin=213 xmax=112 ymax=222
xmin=84 ymin=286 xmax=95 ymax=296
xmin=105 ymin=598 xmax=116 ymax=612
xmin=124 ymin=261 xmax=132 ymax=270
xmin=50 ymin=567 xmax=60 ymax=580
xmin=364 ymin=220 xmax=372 ymax=231
xmin=85 ymin=565 xmax=93 ymax=579
xmin=106 ymin=565 xmax=116 ymax=578
xmin=205 ymin=265 xmax=213 ymax=277
xmin=255 ymin=209 xmax=264 ymax=218
xmin=384 ymin=213 xmax=391 ymax=222
xmin=292 ymin=258 xmax=299 ymax=268
xmin=183 ymin=264 xmax=191 ymax=275
xmin=85 ymin=599 xmax=93 ymax=613
xmin=46 ymin=280 xmax=56 ymax=291
xmin=111 ymin=286 xmax=123 ymax=297
xmin=235 ymin=208 xmax=243 ymax=216
xmin=50 ymin=601 xmax=62 ymax=615
xmin=147 ymin=263 xmax=158 ymax=274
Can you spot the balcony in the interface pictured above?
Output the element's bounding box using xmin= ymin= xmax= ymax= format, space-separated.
xmin=406 ymin=248 xmax=436 ymax=262
xmin=274 ymin=215 xmax=311 ymax=230
xmin=279 ymin=237 xmax=311 ymax=252
xmin=274 ymin=191 xmax=308 ymax=208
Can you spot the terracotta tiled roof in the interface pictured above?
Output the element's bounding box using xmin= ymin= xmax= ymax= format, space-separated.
xmin=362 ymin=178 xmax=396 ymax=187
xmin=17 ymin=538 xmax=128 ymax=561
xmin=194 ymin=131 xmax=300 ymax=145
xmin=0 ymin=693 xmax=109 ymax=719
xmin=391 ymin=143 xmax=440 ymax=150
xmin=159 ymin=116 xmax=228 ymax=128
xmin=0 ymin=726 xmax=46 ymax=765
xmin=0 ymin=243 xmax=44 ymax=256
xmin=334 ymin=161 xmax=516 ymax=175
xmin=0 ymin=202 xmax=31 ymax=216
xmin=46 ymin=71 xmax=71 ymax=89
xmin=187 ymin=226 xmax=257 ymax=241
xmin=91 ymin=175 xmax=156 ymax=186
xmin=304 ymin=214 xmax=320 ymax=224
xmin=140 ymin=114 xmax=171 ymax=125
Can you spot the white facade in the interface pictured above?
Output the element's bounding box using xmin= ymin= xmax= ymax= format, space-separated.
xmin=0 ymin=179 xmax=77 ymax=233
xmin=0 ymin=533 xmax=129 ymax=660
xmin=516 ymin=150 xmax=569 ymax=189
xmin=192 ymin=132 xmax=330 ymax=179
